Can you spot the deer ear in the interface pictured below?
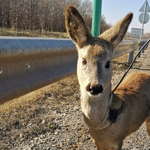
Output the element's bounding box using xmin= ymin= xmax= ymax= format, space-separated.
xmin=65 ymin=5 xmax=92 ymax=48
xmin=99 ymin=13 xmax=133 ymax=49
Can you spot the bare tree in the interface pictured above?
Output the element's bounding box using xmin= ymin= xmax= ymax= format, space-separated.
xmin=0 ymin=0 xmax=111 ymax=34
xmin=101 ymin=15 xmax=112 ymax=33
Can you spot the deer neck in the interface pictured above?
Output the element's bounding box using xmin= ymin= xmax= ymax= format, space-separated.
xmin=81 ymin=84 xmax=112 ymax=129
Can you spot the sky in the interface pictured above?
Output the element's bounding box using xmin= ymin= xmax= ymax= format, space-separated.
xmin=93 ymin=0 xmax=150 ymax=33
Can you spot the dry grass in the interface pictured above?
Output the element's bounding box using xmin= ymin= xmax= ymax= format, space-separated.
xmin=0 ymin=28 xmax=69 ymax=38
xmin=0 ymin=75 xmax=79 ymax=113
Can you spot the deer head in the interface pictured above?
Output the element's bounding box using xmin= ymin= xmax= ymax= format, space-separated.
xmin=65 ymin=5 xmax=133 ymax=100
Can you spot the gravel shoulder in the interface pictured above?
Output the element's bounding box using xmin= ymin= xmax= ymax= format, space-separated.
xmin=0 ymin=48 xmax=150 ymax=150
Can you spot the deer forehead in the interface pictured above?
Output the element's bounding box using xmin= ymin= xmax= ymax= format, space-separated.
xmin=78 ymin=44 xmax=112 ymax=62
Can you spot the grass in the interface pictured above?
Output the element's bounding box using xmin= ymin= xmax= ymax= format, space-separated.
xmin=46 ymin=124 xmax=56 ymax=129
xmin=0 ymin=27 xmax=69 ymax=38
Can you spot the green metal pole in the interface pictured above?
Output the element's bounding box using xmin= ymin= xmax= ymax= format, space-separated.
xmin=91 ymin=0 xmax=102 ymax=37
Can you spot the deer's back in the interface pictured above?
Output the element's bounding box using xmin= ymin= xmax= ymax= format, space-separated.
xmin=116 ymin=72 xmax=150 ymax=94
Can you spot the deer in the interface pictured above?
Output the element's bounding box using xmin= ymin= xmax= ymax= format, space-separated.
xmin=65 ymin=5 xmax=150 ymax=150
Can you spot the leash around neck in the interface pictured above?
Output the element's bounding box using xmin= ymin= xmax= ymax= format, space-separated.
xmin=112 ymin=38 xmax=150 ymax=94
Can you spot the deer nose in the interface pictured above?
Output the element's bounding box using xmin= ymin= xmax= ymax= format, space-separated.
xmin=86 ymin=84 xmax=103 ymax=95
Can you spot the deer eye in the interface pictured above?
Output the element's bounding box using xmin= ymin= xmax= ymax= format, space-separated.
xmin=82 ymin=58 xmax=87 ymax=65
xmin=105 ymin=61 xmax=111 ymax=68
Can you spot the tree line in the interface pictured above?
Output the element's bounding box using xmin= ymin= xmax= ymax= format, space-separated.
xmin=0 ymin=0 xmax=111 ymax=33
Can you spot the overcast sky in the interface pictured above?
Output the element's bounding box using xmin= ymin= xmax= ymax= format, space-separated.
xmin=91 ymin=0 xmax=150 ymax=33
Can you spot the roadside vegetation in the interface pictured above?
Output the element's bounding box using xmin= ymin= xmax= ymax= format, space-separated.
xmin=0 ymin=0 xmax=111 ymax=37
xmin=0 ymin=27 xmax=69 ymax=38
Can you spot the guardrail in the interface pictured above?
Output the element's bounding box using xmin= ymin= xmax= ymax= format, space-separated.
xmin=0 ymin=37 xmax=146 ymax=104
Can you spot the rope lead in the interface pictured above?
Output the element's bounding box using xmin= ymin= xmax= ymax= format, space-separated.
xmin=112 ymin=38 xmax=150 ymax=93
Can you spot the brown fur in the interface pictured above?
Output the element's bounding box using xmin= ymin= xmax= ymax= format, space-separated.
xmin=65 ymin=5 xmax=150 ymax=150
